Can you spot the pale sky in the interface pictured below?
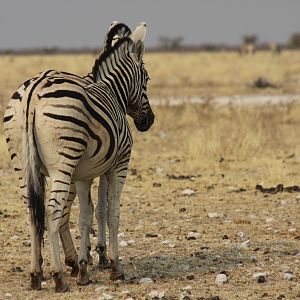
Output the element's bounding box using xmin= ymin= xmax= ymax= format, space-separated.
xmin=0 ymin=0 xmax=299 ymax=49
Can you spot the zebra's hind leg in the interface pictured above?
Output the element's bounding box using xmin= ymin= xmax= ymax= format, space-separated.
xmin=76 ymin=180 xmax=93 ymax=286
xmin=87 ymin=199 xmax=94 ymax=266
xmin=95 ymin=175 xmax=110 ymax=270
xmin=106 ymin=171 xmax=125 ymax=281
xmin=59 ymin=182 xmax=79 ymax=277
xmin=47 ymin=176 xmax=71 ymax=292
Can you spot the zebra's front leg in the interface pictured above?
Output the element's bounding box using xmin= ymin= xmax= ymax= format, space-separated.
xmin=47 ymin=178 xmax=70 ymax=292
xmin=106 ymin=171 xmax=124 ymax=280
xmin=59 ymin=182 xmax=79 ymax=277
xmin=76 ymin=180 xmax=93 ymax=286
xmin=95 ymin=175 xmax=110 ymax=270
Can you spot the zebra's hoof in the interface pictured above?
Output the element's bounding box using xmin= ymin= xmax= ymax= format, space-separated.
xmin=53 ymin=272 xmax=70 ymax=293
xmin=70 ymin=265 xmax=79 ymax=277
xmin=87 ymin=252 xmax=93 ymax=266
xmin=30 ymin=272 xmax=42 ymax=290
xmin=77 ymin=276 xmax=92 ymax=286
xmin=98 ymin=258 xmax=111 ymax=271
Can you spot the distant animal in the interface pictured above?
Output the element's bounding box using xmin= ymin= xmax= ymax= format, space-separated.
xmin=269 ymin=42 xmax=281 ymax=55
xmin=239 ymin=43 xmax=256 ymax=56
xmin=3 ymin=21 xmax=154 ymax=292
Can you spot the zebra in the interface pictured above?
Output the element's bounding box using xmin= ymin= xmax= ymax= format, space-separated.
xmin=3 ymin=21 xmax=132 ymax=278
xmin=4 ymin=22 xmax=154 ymax=292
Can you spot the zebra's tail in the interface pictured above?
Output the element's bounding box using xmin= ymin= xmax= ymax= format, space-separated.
xmin=23 ymin=91 xmax=45 ymax=242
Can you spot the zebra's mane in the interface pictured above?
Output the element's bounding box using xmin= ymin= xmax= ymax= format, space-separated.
xmin=92 ymin=37 xmax=133 ymax=82
xmin=104 ymin=23 xmax=131 ymax=51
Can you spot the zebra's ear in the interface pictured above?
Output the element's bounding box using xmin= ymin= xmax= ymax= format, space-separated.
xmin=130 ymin=22 xmax=147 ymax=42
xmin=132 ymin=40 xmax=145 ymax=63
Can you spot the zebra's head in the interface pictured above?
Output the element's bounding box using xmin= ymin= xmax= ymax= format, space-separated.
xmin=127 ymin=22 xmax=155 ymax=132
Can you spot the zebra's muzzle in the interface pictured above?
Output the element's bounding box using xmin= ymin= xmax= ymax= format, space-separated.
xmin=134 ymin=111 xmax=154 ymax=132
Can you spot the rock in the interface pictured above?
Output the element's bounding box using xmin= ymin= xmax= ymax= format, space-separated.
xmin=215 ymin=273 xmax=228 ymax=284
xmin=237 ymin=240 xmax=251 ymax=249
xmin=222 ymin=234 xmax=229 ymax=240
xmin=4 ymin=293 xmax=12 ymax=298
xmin=145 ymin=233 xmax=158 ymax=238
xmin=208 ymin=212 xmax=223 ymax=218
xmin=119 ymin=240 xmax=128 ymax=247
xmin=288 ymin=228 xmax=296 ymax=233
xmin=186 ymin=232 xmax=201 ymax=240
xmin=148 ymin=290 xmax=165 ymax=299
xmin=253 ymin=272 xmax=268 ymax=279
xmin=22 ymin=240 xmax=31 ymax=247
xmin=139 ymin=277 xmax=154 ymax=284
xmin=186 ymin=274 xmax=195 ymax=280
xmin=257 ymin=275 xmax=266 ymax=283
xmin=181 ymin=189 xmax=196 ymax=196
xmin=11 ymin=266 xmax=23 ymax=272
xmin=265 ymin=217 xmax=274 ymax=223
xmin=10 ymin=235 xmax=19 ymax=241
xmin=236 ymin=231 xmax=246 ymax=241
xmin=181 ymin=285 xmax=192 ymax=291
xmin=283 ymin=271 xmax=294 ymax=281
xmin=179 ymin=208 xmax=187 ymax=213
xmin=41 ymin=281 xmax=47 ymax=287
xmin=98 ymin=293 xmax=114 ymax=300
xmin=250 ymin=255 xmax=257 ymax=262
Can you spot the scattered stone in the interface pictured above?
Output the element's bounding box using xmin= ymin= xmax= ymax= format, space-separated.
xmin=256 ymin=184 xmax=300 ymax=194
xmin=186 ymin=274 xmax=195 ymax=280
xmin=179 ymin=208 xmax=187 ymax=213
xmin=215 ymin=273 xmax=228 ymax=284
xmin=250 ymin=255 xmax=257 ymax=262
xmin=253 ymin=272 xmax=268 ymax=279
xmin=22 ymin=240 xmax=31 ymax=247
xmin=257 ymin=275 xmax=266 ymax=283
xmin=208 ymin=212 xmax=223 ymax=219
xmin=265 ymin=217 xmax=274 ymax=223
xmin=11 ymin=266 xmax=23 ymax=272
xmin=10 ymin=235 xmax=19 ymax=241
xmin=148 ymin=290 xmax=165 ymax=299
xmin=41 ymin=281 xmax=47 ymax=287
xmin=98 ymin=293 xmax=114 ymax=300
xmin=253 ymin=77 xmax=276 ymax=89
xmin=119 ymin=240 xmax=128 ymax=247
xmin=283 ymin=271 xmax=294 ymax=281
xmin=277 ymin=295 xmax=286 ymax=300
xmin=139 ymin=277 xmax=154 ymax=284
xmin=237 ymin=240 xmax=251 ymax=249
xmin=222 ymin=234 xmax=229 ymax=240
xmin=288 ymin=228 xmax=296 ymax=233
xmin=145 ymin=233 xmax=158 ymax=238
xmin=181 ymin=189 xmax=196 ymax=196
xmin=236 ymin=231 xmax=246 ymax=241
xmin=153 ymin=182 xmax=161 ymax=188
xmin=167 ymin=174 xmax=197 ymax=181
xmin=4 ymin=293 xmax=12 ymax=298
xmin=186 ymin=232 xmax=201 ymax=240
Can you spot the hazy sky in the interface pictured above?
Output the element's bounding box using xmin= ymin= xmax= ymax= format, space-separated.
xmin=0 ymin=0 xmax=299 ymax=49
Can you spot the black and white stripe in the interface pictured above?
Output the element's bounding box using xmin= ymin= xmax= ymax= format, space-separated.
xmin=3 ymin=22 xmax=153 ymax=292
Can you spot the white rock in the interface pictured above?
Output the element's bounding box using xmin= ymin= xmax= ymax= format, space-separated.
xmin=161 ymin=240 xmax=171 ymax=245
xmin=127 ymin=239 xmax=135 ymax=245
xmin=119 ymin=240 xmax=128 ymax=247
xmin=253 ymin=272 xmax=268 ymax=278
xmin=181 ymin=189 xmax=196 ymax=196
xmin=265 ymin=217 xmax=274 ymax=223
xmin=10 ymin=235 xmax=20 ymax=241
xmin=237 ymin=239 xmax=251 ymax=249
xmin=187 ymin=232 xmax=201 ymax=239
xmin=4 ymin=293 xmax=12 ymax=298
xmin=288 ymin=228 xmax=296 ymax=233
xmin=98 ymin=293 xmax=113 ymax=300
xmin=118 ymin=232 xmax=126 ymax=238
xmin=250 ymin=255 xmax=257 ymax=262
xmin=181 ymin=285 xmax=192 ymax=291
xmin=139 ymin=277 xmax=153 ymax=284
xmin=283 ymin=272 xmax=294 ymax=281
xmin=236 ymin=231 xmax=246 ymax=241
xmin=155 ymin=167 xmax=164 ymax=175
xmin=148 ymin=290 xmax=165 ymax=299
xmin=22 ymin=240 xmax=31 ymax=246
xmin=41 ymin=281 xmax=47 ymax=287
xmin=215 ymin=273 xmax=228 ymax=284
xmin=208 ymin=212 xmax=223 ymax=218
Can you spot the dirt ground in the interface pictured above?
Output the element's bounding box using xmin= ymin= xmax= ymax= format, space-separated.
xmin=0 ymin=102 xmax=300 ymax=300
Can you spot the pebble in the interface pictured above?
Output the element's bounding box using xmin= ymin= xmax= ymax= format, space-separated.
xmin=4 ymin=293 xmax=12 ymax=298
xmin=10 ymin=235 xmax=19 ymax=241
xmin=181 ymin=189 xmax=196 ymax=196
xmin=186 ymin=232 xmax=201 ymax=240
xmin=181 ymin=285 xmax=192 ymax=291
xmin=98 ymin=293 xmax=113 ymax=300
xmin=148 ymin=290 xmax=165 ymax=299
xmin=265 ymin=217 xmax=274 ymax=223
xmin=237 ymin=239 xmax=251 ymax=249
xmin=283 ymin=272 xmax=294 ymax=281
xmin=236 ymin=231 xmax=246 ymax=241
xmin=288 ymin=228 xmax=296 ymax=233
xmin=215 ymin=273 xmax=228 ymax=284
xmin=22 ymin=240 xmax=31 ymax=247
xmin=250 ymin=255 xmax=257 ymax=262
xmin=257 ymin=275 xmax=266 ymax=283
xmin=253 ymin=272 xmax=268 ymax=278
xmin=119 ymin=240 xmax=128 ymax=247
xmin=208 ymin=212 xmax=223 ymax=218
xmin=139 ymin=277 xmax=154 ymax=284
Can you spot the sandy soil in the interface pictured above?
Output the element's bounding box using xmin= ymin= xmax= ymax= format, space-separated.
xmin=0 ymin=103 xmax=300 ymax=300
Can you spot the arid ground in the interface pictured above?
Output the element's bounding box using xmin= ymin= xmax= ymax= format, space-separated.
xmin=0 ymin=52 xmax=300 ymax=299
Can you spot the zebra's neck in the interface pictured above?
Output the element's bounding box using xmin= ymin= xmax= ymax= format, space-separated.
xmin=92 ymin=39 xmax=134 ymax=114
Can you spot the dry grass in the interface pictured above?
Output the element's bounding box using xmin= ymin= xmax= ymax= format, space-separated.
xmin=0 ymin=52 xmax=300 ymax=299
